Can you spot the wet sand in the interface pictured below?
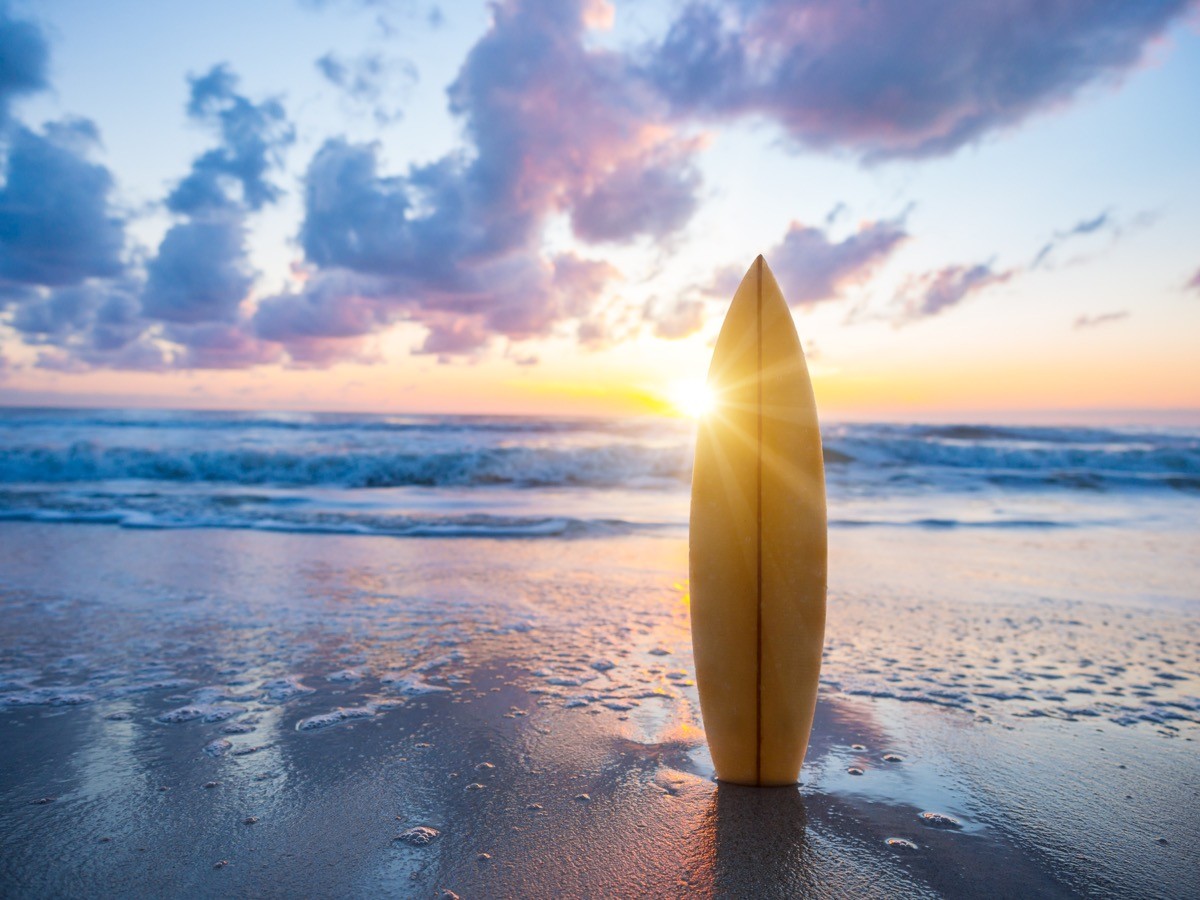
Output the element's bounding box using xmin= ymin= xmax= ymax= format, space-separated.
xmin=1 ymin=522 xmax=1197 ymax=898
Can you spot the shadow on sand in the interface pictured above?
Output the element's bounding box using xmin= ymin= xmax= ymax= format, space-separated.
xmin=698 ymin=782 xmax=811 ymax=897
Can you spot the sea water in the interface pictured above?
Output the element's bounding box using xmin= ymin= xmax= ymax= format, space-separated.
xmin=1 ymin=407 xmax=1195 ymax=535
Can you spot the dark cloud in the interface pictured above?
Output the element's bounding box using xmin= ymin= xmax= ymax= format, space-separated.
xmin=0 ymin=120 xmax=127 ymax=287
xmin=167 ymin=65 xmax=294 ymax=215
xmin=646 ymin=0 xmax=1192 ymax=160
xmin=0 ymin=3 xmax=48 ymax=127
xmin=141 ymin=217 xmax=253 ymax=324
xmin=316 ymin=51 xmax=417 ymax=124
xmin=8 ymin=0 xmax=1189 ymax=375
xmin=896 ymin=263 xmax=1013 ymax=323
xmin=1188 ymin=268 xmax=1200 ymax=294
xmin=1074 ymin=310 xmax=1129 ymax=329
xmin=11 ymin=281 xmax=100 ymax=339
xmin=0 ymin=7 xmax=136 ymax=365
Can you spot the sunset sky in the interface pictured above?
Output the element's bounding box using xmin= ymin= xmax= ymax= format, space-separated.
xmin=1 ymin=0 xmax=1198 ymax=420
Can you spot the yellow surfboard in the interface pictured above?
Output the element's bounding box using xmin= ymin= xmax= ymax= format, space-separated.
xmin=689 ymin=255 xmax=827 ymax=786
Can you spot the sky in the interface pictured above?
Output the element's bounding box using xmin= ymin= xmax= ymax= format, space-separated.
xmin=0 ymin=0 xmax=1198 ymax=421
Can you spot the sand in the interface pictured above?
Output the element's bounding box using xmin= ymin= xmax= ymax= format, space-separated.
xmin=0 ymin=521 xmax=1197 ymax=898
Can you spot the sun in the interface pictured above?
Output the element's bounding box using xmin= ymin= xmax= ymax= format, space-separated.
xmin=668 ymin=379 xmax=716 ymax=418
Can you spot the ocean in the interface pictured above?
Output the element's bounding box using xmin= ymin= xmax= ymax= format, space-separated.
xmin=1 ymin=407 xmax=1196 ymax=537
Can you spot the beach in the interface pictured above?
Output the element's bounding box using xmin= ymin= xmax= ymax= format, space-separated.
xmin=1 ymin=410 xmax=1198 ymax=897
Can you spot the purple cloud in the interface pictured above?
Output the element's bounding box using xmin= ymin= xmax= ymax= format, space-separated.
xmin=1186 ymin=267 xmax=1200 ymax=293
xmin=259 ymin=0 xmax=690 ymax=361
xmin=897 ymin=263 xmax=1013 ymax=323
xmin=165 ymin=321 xmax=284 ymax=369
xmin=707 ymin=217 xmax=908 ymax=309
xmin=647 ymin=0 xmax=1192 ymax=160
xmin=770 ymin=218 xmax=909 ymax=305
xmin=569 ymin=140 xmax=703 ymax=244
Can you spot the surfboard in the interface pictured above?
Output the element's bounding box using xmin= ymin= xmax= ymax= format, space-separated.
xmin=689 ymin=255 xmax=827 ymax=786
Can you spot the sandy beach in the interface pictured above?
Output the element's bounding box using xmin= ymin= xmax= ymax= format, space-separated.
xmin=2 ymin=519 xmax=1196 ymax=898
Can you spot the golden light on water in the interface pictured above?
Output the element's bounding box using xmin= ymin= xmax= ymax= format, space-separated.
xmin=669 ymin=379 xmax=717 ymax=418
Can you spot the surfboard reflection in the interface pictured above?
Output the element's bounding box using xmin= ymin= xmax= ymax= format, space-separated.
xmin=704 ymin=783 xmax=810 ymax=896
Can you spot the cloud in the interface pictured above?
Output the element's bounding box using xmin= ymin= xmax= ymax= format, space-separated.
xmin=0 ymin=3 xmax=48 ymax=128
xmin=2 ymin=61 xmax=293 ymax=371
xmin=896 ymin=263 xmax=1013 ymax=323
xmin=11 ymin=281 xmax=106 ymax=340
xmin=646 ymin=0 xmax=1192 ymax=160
xmin=415 ymin=313 xmax=491 ymax=360
xmin=135 ymin=65 xmax=294 ymax=362
xmin=0 ymin=7 xmax=133 ymax=365
xmin=1032 ymin=210 xmax=1112 ymax=268
xmin=647 ymin=297 xmax=706 ymax=339
xmin=9 ymin=278 xmax=169 ymax=370
xmin=708 ymin=216 xmax=908 ymax=308
xmin=0 ymin=119 xmax=127 ymax=288
xmin=1188 ymin=268 xmax=1200 ymax=293
xmin=141 ymin=217 xmax=253 ymax=324
xmin=164 ymin=321 xmax=284 ymax=369
xmin=167 ymin=64 xmax=294 ymax=215
xmin=316 ymin=51 xmax=418 ymax=124
xmin=9 ymin=0 xmax=1189 ymax=375
xmin=260 ymin=0 xmax=692 ymax=361
xmin=569 ymin=139 xmax=703 ymax=243
xmin=771 ymin=218 xmax=909 ymax=305
xmin=1074 ymin=310 xmax=1129 ymax=329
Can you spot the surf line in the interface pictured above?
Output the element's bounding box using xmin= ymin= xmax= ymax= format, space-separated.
xmin=755 ymin=254 xmax=763 ymax=786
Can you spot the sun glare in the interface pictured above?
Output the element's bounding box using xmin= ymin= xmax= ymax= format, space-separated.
xmin=669 ymin=380 xmax=716 ymax=418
